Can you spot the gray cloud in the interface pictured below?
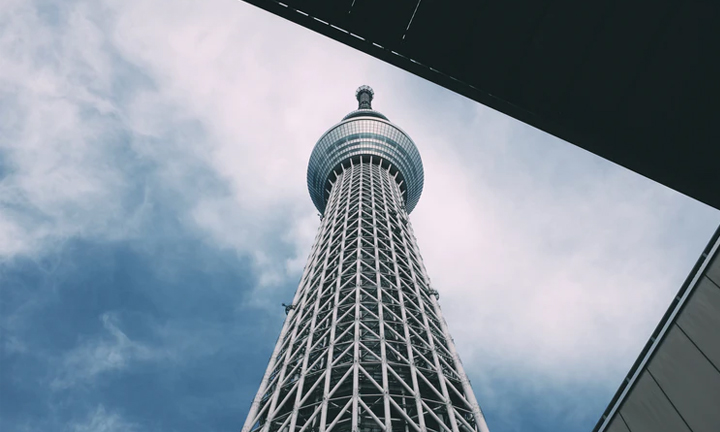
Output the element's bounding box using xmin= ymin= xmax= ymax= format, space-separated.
xmin=68 ymin=405 xmax=138 ymax=432
xmin=51 ymin=313 xmax=170 ymax=390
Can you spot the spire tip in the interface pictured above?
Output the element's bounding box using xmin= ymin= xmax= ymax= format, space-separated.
xmin=355 ymin=85 xmax=374 ymax=109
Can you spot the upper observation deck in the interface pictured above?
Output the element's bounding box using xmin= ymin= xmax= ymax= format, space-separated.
xmin=307 ymin=86 xmax=424 ymax=214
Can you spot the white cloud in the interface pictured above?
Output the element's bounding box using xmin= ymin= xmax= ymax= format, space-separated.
xmin=0 ymin=0 xmax=139 ymax=258
xmin=103 ymin=0 xmax=401 ymax=299
xmin=51 ymin=313 xmax=168 ymax=390
xmin=403 ymin=97 xmax=720 ymax=390
xmin=0 ymin=0 xmax=335 ymax=292
xmin=68 ymin=405 xmax=138 ymax=432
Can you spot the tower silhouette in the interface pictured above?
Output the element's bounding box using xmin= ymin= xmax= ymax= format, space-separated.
xmin=243 ymin=86 xmax=490 ymax=432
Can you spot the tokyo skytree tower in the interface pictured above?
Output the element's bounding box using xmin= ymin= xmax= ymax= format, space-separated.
xmin=242 ymin=86 xmax=490 ymax=432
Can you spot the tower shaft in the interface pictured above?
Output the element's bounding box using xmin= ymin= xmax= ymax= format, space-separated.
xmin=243 ymin=157 xmax=489 ymax=432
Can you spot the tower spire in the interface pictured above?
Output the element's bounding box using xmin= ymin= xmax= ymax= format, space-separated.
xmin=355 ymin=85 xmax=374 ymax=109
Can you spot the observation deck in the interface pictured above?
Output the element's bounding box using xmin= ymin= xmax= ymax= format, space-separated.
xmin=307 ymin=86 xmax=424 ymax=214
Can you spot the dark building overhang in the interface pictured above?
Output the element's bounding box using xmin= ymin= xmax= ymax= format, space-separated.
xmin=241 ymin=0 xmax=720 ymax=209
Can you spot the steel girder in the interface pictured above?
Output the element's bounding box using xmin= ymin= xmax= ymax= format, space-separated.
xmin=243 ymin=158 xmax=489 ymax=432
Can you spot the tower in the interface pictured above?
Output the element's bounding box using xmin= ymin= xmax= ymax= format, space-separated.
xmin=243 ymin=86 xmax=490 ymax=432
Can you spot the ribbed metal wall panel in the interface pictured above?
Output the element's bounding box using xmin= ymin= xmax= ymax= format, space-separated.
xmin=596 ymin=228 xmax=720 ymax=432
xmin=648 ymin=325 xmax=720 ymax=431
xmin=607 ymin=416 xmax=630 ymax=432
xmin=619 ymin=371 xmax=690 ymax=432
xmin=604 ymin=417 xmax=630 ymax=432
xmin=676 ymin=278 xmax=720 ymax=369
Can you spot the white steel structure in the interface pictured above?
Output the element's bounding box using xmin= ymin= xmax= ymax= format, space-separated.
xmin=243 ymin=87 xmax=490 ymax=432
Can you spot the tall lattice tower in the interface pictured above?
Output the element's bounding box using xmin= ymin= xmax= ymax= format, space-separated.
xmin=242 ymin=86 xmax=490 ymax=432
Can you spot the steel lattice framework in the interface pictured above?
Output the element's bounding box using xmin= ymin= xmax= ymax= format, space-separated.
xmin=243 ymin=87 xmax=490 ymax=432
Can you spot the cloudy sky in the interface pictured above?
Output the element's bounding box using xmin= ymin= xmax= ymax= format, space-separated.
xmin=1 ymin=1 xmax=718 ymax=432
